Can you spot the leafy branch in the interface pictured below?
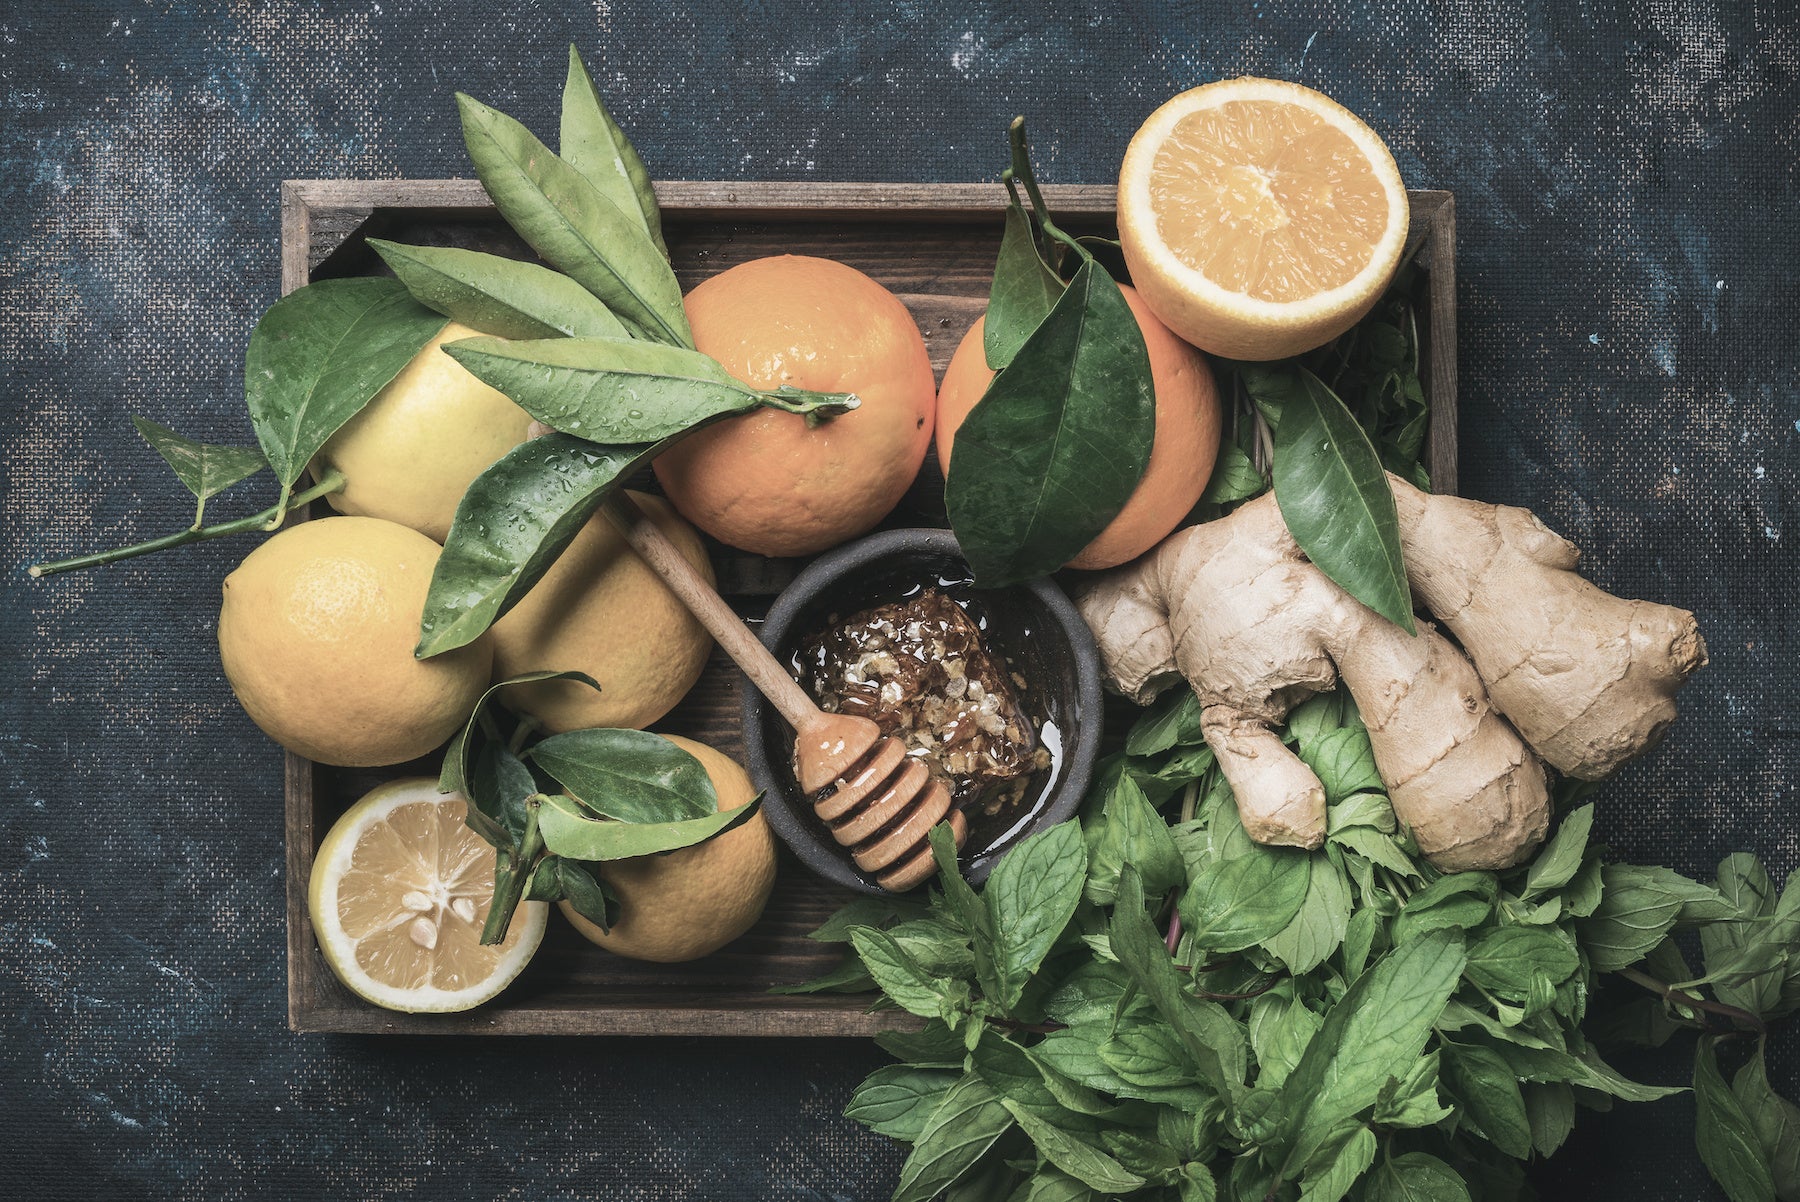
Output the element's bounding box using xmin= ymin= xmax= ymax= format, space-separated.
xmin=443 ymin=672 xmax=760 ymax=944
xmin=30 ymin=470 xmax=345 ymax=578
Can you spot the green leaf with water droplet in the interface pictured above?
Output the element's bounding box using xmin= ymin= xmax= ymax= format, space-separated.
xmin=417 ymin=433 xmax=658 ymax=657
xmin=244 ymin=276 xmax=447 ymax=494
xmin=443 ymin=335 xmax=763 ymax=442
xmin=129 ymin=416 xmax=266 ymax=525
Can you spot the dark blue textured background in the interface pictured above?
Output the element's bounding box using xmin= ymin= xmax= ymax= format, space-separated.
xmin=3 ymin=2 xmax=1795 ymax=1198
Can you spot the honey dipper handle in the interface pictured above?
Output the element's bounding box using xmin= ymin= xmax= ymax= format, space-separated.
xmin=609 ymin=495 xmax=824 ymax=731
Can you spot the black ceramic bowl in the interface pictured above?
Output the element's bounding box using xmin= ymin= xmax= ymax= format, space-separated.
xmin=743 ymin=528 xmax=1104 ymax=894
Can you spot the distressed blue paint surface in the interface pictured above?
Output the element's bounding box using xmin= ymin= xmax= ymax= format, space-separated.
xmin=2 ymin=2 xmax=1796 ymax=1198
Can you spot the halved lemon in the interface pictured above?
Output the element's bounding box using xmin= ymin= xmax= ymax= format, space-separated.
xmin=307 ymin=778 xmax=546 ymax=1012
xmin=1118 ymin=77 xmax=1409 ymax=361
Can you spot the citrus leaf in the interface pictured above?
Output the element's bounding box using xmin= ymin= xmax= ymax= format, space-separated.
xmin=947 ymin=258 xmax=1155 ymax=587
xmin=439 ymin=668 xmax=600 ymax=800
xmin=417 ymin=434 xmax=657 ymax=657
xmin=561 ymin=44 xmax=666 ymax=256
xmin=1266 ymin=366 xmax=1414 ymax=634
xmin=529 ymin=728 xmax=718 ymax=823
xmin=766 ymin=954 xmax=875 ymax=996
xmin=367 ymin=238 xmax=630 ymax=340
xmin=472 ymin=741 xmax=537 ymax=842
xmin=458 ymin=92 xmax=690 ymax=346
xmin=442 ymin=335 xmax=763 ymax=442
xmin=984 ymin=195 xmax=1065 ymax=371
xmin=129 ymin=417 xmax=266 ymax=516
xmin=244 ymin=277 xmax=447 ymax=490
xmin=536 ymin=791 xmax=758 ymax=861
xmin=524 ymin=855 xmax=617 ymax=931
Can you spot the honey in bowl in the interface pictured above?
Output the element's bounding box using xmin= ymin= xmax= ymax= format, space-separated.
xmin=784 ymin=573 xmax=1066 ymax=872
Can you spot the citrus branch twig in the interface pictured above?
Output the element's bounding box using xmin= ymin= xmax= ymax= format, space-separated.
xmin=30 ymin=471 xmax=347 ymax=578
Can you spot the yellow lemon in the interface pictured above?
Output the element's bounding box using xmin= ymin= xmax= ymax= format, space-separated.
xmin=313 ymin=321 xmax=534 ymax=542
xmin=218 ymin=516 xmax=490 ymax=766
xmin=487 ymin=492 xmax=714 ymax=732
xmin=560 ymin=735 xmax=776 ymax=963
xmin=309 ymin=778 xmax=546 ymax=1012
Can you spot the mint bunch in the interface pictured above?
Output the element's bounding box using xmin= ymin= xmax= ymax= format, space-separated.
xmin=797 ymin=690 xmax=1799 ymax=1202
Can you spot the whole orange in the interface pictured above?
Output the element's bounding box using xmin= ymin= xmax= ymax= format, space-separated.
xmin=652 ymin=255 xmax=936 ymax=557
xmin=936 ymin=286 xmax=1222 ymax=570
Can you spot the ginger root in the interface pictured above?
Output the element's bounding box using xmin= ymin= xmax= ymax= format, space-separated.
xmin=1075 ymin=480 xmax=1706 ymax=870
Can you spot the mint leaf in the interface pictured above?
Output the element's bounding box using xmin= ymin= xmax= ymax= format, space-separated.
xmin=1521 ymin=804 xmax=1595 ymax=898
xmin=1732 ymin=1041 xmax=1800 ymax=1201
xmin=1363 ymin=1152 xmax=1470 ymax=1202
xmin=1001 ymin=1099 xmax=1146 ymax=1193
xmin=1441 ymin=1042 xmax=1532 ymax=1159
xmin=846 ymin=1065 xmax=960 ymax=1141
xmin=1464 ymin=926 xmax=1580 ymax=1001
xmin=850 ymin=927 xmax=966 ymax=1023
xmin=1125 ymin=688 xmax=1205 ymax=756
xmin=1695 ymin=1036 xmax=1777 ymax=1202
xmin=892 ymin=1074 xmax=1014 ymax=1202
xmin=1180 ymin=842 xmax=1311 ymax=953
xmin=1276 ymin=929 xmax=1467 ymax=1167
xmin=987 ymin=820 xmax=1086 ymax=1009
xmin=1264 ymin=851 xmax=1351 ymax=974
xmin=1298 ymin=1124 xmax=1376 ymax=1202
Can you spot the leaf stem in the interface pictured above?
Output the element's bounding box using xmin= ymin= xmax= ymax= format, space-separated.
xmin=1008 ymin=117 xmax=1088 ymax=263
xmin=1615 ymin=966 xmax=1768 ymax=1038
xmin=756 ymin=385 xmax=862 ymax=427
xmin=480 ymin=796 xmax=545 ymax=946
xmin=29 ymin=471 xmax=347 ymax=578
xmin=505 ymin=713 xmax=540 ymax=756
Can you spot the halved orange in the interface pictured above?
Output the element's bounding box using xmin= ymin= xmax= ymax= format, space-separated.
xmin=1118 ymin=78 xmax=1409 ymax=361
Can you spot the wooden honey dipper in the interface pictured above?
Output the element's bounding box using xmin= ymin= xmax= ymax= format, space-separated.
xmin=610 ymin=496 xmax=967 ymax=892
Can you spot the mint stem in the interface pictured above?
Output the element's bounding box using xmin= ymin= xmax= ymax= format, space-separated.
xmin=30 ymin=470 xmax=347 ymax=578
xmin=1615 ymin=966 xmax=1767 ymax=1038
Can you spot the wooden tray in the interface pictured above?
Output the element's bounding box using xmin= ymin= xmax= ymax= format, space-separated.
xmin=281 ymin=181 xmax=1458 ymax=1035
